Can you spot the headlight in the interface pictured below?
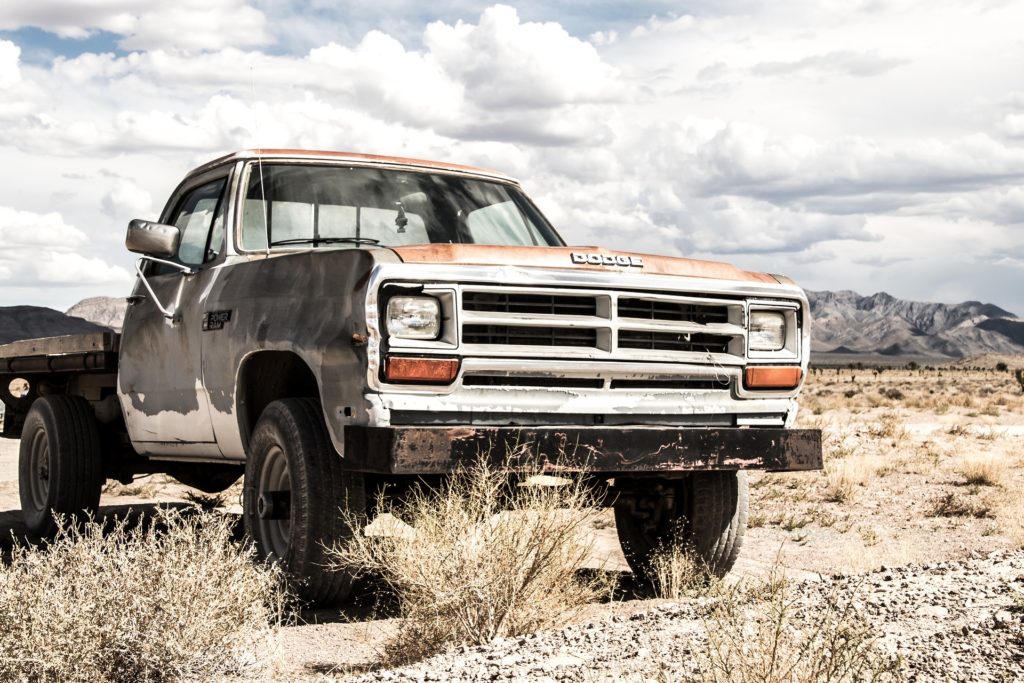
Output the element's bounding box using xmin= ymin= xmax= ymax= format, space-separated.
xmin=387 ymin=296 xmax=441 ymax=340
xmin=749 ymin=310 xmax=786 ymax=351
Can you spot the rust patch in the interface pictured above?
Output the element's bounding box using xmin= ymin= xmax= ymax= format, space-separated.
xmin=392 ymin=245 xmax=780 ymax=284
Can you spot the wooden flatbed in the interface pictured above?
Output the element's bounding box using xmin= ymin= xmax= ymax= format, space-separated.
xmin=0 ymin=333 xmax=120 ymax=375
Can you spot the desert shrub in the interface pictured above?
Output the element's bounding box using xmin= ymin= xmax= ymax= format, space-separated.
xmin=330 ymin=458 xmax=609 ymax=665
xmin=823 ymin=459 xmax=866 ymax=503
xmin=0 ymin=508 xmax=284 ymax=683
xmin=955 ymin=455 xmax=1005 ymax=486
xmin=926 ymin=493 xmax=993 ymax=519
xmin=995 ymin=362 xmax=1008 ymax=372
xmin=647 ymin=543 xmax=720 ymax=601
xmin=696 ymin=570 xmax=902 ymax=683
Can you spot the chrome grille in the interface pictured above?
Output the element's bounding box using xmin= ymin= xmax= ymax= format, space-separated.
xmin=463 ymin=324 xmax=598 ymax=348
xmin=618 ymin=298 xmax=729 ymax=324
xmin=463 ymin=292 xmax=597 ymax=316
xmin=458 ymin=285 xmax=747 ymax=365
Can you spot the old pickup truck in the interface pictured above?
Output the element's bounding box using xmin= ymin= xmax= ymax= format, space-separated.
xmin=0 ymin=149 xmax=821 ymax=602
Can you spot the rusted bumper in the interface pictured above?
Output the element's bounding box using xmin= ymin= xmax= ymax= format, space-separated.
xmin=343 ymin=426 xmax=822 ymax=475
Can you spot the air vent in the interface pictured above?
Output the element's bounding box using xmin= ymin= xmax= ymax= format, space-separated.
xmin=463 ymin=325 xmax=599 ymax=348
xmin=618 ymin=298 xmax=729 ymax=324
xmin=463 ymin=292 xmax=597 ymax=316
xmin=618 ymin=331 xmax=731 ymax=354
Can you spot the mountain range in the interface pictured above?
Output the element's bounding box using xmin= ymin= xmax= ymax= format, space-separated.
xmin=806 ymin=290 xmax=1024 ymax=357
xmin=1 ymin=291 xmax=1022 ymax=359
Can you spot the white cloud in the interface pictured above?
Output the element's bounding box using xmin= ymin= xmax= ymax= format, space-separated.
xmin=424 ymin=5 xmax=622 ymax=109
xmin=0 ymin=0 xmax=270 ymax=50
xmin=0 ymin=39 xmax=20 ymax=88
xmin=101 ymin=179 xmax=153 ymax=220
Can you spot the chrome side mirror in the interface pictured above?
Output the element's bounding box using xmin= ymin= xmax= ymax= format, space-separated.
xmin=126 ymin=219 xmax=181 ymax=258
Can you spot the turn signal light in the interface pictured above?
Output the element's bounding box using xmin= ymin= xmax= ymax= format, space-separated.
xmin=745 ymin=366 xmax=802 ymax=390
xmin=385 ymin=356 xmax=459 ymax=383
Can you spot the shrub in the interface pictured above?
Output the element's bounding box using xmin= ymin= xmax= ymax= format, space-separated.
xmin=696 ymin=570 xmax=902 ymax=683
xmin=0 ymin=508 xmax=285 ymax=683
xmin=926 ymin=493 xmax=993 ymax=519
xmin=330 ymin=458 xmax=609 ymax=666
xmin=647 ymin=543 xmax=719 ymax=601
xmin=955 ymin=455 xmax=1006 ymax=487
xmin=995 ymin=362 xmax=1008 ymax=372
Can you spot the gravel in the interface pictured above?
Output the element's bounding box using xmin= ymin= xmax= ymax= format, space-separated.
xmin=347 ymin=550 xmax=1024 ymax=682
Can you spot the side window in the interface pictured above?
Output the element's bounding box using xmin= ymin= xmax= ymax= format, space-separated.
xmin=173 ymin=178 xmax=227 ymax=266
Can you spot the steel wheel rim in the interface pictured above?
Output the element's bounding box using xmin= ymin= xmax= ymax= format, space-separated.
xmin=27 ymin=427 xmax=50 ymax=513
xmin=258 ymin=444 xmax=291 ymax=561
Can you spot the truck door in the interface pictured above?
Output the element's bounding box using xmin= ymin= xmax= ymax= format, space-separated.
xmin=118 ymin=175 xmax=229 ymax=457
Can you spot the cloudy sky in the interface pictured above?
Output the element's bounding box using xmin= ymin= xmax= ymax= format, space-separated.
xmin=1 ymin=0 xmax=1023 ymax=314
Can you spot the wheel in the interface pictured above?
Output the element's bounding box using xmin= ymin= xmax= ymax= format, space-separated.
xmin=19 ymin=394 xmax=104 ymax=536
xmin=243 ymin=398 xmax=365 ymax=604
xmin=614 ymin=471 xmax=748 ymax=579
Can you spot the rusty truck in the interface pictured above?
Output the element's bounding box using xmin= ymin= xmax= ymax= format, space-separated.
xmin=0 ymin=149 xmax=821 ymax=602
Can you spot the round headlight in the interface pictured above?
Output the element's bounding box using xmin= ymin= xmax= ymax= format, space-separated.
xmin=749 ymin=310 xmax=786 ymax=351
xmin=387 ymin=296 xmax=441 ymax=340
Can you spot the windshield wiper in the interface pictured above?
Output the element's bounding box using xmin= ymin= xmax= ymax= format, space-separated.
xmin=269 ymin=237 xmax=381 ymax=247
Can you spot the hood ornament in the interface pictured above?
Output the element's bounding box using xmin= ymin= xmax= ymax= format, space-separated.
xmin=571 ymin=252 xmax=644 ymax=268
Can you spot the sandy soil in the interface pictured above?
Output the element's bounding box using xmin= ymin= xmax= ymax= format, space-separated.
xmin=2 ymin=362 xmax=1023 ymax=678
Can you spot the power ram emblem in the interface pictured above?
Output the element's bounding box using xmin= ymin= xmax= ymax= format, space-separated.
xmin=570 ymin=252 xmax=644 ymax=267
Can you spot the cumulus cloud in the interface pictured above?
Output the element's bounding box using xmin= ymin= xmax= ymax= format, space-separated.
xmin=0 ymin=0 xmax=270 ymax=50
xmin=750 ymin=50 xmax=908 ymax=78
xmin=101 ymin=179 xmax=153 ymax=220
xmin=0 ymin=39 xmax=20 ymax=88
xmin=424 ymin=5 xmax=622 ymax=109
xmin=0 ymin=206 xmax=132 ymax=290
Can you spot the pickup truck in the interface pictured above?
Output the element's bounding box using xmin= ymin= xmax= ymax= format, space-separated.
xmin=0 ymin=149 xmax=821 ymax=603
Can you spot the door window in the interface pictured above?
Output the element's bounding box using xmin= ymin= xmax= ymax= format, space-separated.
xmin=173 ymin=178 xmax=228 ymax=266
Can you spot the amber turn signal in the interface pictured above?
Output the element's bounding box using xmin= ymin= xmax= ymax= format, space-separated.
xmin=385 ymin=356 xmax=460 ymax=383
xmin=744 ymin=366 xmax=802 ymax=390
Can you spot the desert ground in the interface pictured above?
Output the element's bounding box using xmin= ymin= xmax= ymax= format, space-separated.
xmin=2 ymin=360 xmax=1023 ymax=680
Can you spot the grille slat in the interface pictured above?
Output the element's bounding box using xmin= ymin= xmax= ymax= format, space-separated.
xmin=618 ymin=331 xmax=731 ymax=354
xmin=464 ymin=292 xmax=597 ymax=316
xmin=463 ymin=324 xmax=598 ymax=348
xmin=618 ymin=298 xmax=729 ymax=324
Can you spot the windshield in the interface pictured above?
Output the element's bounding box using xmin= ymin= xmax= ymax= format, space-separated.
xmin=240 ymin=163 xmax=564 ymax=250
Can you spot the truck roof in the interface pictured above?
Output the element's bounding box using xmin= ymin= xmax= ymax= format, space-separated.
xmin=189 ymin=149 xmax=519 ymax=184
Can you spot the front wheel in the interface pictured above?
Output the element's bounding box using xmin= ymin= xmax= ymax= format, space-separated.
xmin=243 ymin=398 xmax=365 ymax=604
xmin=19 ymin=394 xmax=104 ymax=537
xmin=614 ymin=471 xmax=748 ymax=580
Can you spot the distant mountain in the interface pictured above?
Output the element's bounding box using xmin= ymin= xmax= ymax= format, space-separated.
xmin=0 ymin=306 xmax=110 ymax=346
xmin=66 ymin=296 xmax=128 ymax=332
xmin=807 ymin=290 xmax=1024 ymax=358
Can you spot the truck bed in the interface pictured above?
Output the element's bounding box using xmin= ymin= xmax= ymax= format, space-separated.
xmin=0 ymin=332 xmax=120 ymax=374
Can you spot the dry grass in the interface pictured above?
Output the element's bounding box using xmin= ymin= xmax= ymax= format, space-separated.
xmin=926 ymin=492 xmax=994 ymax=519
xmin=695 ymin=570 xmax=902 ymax=683
xmin=953 ymin=454 xmax=1007 ymax=487
xmin=0 ymin=508 xmax=285 ymax=683
xmin=647 ymin=543 xmax=719 ymax=600
xmin=329 ymin=458 xmax=610 ymax=666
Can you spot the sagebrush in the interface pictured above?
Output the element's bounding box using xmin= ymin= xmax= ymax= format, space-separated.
xmin=0 ymin=508 xmax=285 ymax=683
xmin=330 ymin=458 xmax=610 ymax=665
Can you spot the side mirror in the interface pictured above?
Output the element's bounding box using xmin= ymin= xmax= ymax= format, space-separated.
xmin=126 ymin=219 xmax=181 ymax=258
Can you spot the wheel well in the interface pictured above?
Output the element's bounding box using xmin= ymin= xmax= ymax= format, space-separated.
xmin=238 ymin=351 xmax=320 ymax=448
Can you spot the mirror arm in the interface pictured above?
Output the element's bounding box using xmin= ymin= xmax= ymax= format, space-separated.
xmin=133 ymin=257 xmax=195 ymax=320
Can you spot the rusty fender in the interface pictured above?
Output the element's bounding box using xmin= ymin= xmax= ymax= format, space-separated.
xmin=343 ymin=426 xmax=822 ymax=475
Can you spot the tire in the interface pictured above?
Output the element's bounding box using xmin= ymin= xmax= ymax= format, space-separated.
xmin=614 ymin=471 xmax=748 ymax=580
xmin=19 ymin=394 xmax=104 ymax=537
xmin=243 ymin=398 xmax=365 ymax=605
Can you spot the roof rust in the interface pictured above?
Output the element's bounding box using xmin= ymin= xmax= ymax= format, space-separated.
xmin=189 ymin=149 xmax=516 ymax=182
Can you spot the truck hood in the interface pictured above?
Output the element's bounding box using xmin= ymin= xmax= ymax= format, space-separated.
xmin=391 ymin=244 xmax=785 ymax=285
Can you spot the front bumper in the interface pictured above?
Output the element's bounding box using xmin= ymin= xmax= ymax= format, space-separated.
xmin=343 ymin=426 xmax=822 ymax=475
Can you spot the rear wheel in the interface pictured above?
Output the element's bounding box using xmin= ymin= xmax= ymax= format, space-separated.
xmin=614 ymin=471 xmax=748 ymax=580
xmin=243 ymin=398 xmax=365 ymax=604
xmin=19 ymin=394 xmax=104 ymax=537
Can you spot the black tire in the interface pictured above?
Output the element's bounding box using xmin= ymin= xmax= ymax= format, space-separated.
xmin=19 ymin=394 xmax=104 ymax=537
xmin=614 ymin=471 xmax=748 ymax=579
xmin=243 ymin=398 xmax=365 ymax=605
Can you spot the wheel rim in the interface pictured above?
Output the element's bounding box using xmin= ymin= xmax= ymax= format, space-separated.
xmin=26 ymin=427 xmax=50 ymax=514
xmin=257 ymin=444 xmax=291 ymax=561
